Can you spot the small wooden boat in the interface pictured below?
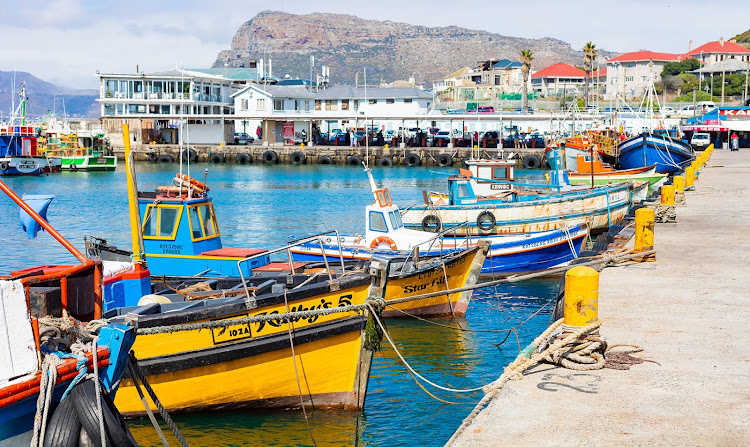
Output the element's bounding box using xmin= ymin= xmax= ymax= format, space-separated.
xmin=0 ymin=180 xmax=135 ymax=446
xmin=618 ymin=132 xmax=694 ymax=174
xmin=566 ymin=151 xmax=667 ymax=188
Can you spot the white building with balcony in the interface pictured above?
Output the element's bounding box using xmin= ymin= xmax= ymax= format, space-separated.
xmin=604 ymin=51 xmax=689 ymax=101
xmin=97 ymin=69 xmax=236 ymax=144
xmin=232 ymin=84 xmax=315 ymax=144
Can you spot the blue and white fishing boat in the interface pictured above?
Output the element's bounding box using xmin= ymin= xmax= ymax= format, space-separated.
xmin=618 ymin=132 xmax=694 ymax=173
xmin=290 ymin=168 xmax=588 ymax=276
xmin=0 ymin=180 xmax=136 ymax=446
xmin=400 ymin=157 xmax=647 ymax=236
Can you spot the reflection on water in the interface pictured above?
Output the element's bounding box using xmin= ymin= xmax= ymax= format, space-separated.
xmin=0 ymin=163 xmax=557 ymax=446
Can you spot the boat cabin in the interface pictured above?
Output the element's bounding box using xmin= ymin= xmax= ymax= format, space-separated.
xmin=463 ymin=159 xmax=515 ymax=196
xmin=0 ymin=126 xmax=38 ymax=157
xmin=138 ymin=190 xmax=270 ymax=277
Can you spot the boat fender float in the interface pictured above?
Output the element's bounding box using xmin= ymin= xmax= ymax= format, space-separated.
xmin=370 ymin=236 xmax=398 ymax=250
xmin=318 ymin=155 xmax=333 ymax=165
xmin=378 ymin=156 xmax=393 ymax=167
xmin=476 ymin=211 xmax=496 ymax=231
xmin=347 ymin=155 xmax=362 ymax=166
xmin=210 ymin=153 xmax=224 ymax=163
xmin=437 ymin=153 xmax=453 ymax=167
xmin=157 ymin=154 xmax=174 ymax=163
xmin=147 ymin=152 xmax=158 ymax=162
xmin=176 ymin=173 xmax=210 ymax=193
xmin=290 ymin=151 xmax=306 ymax=165
xmin=235 ymin=153 xmax=252 ymax=164
xmin=42 ymin=394 xmax=81 ymax=447
xmin=522 ymin=155 xmax=541 ymax=169
xmin=0 ymin=161 xmax=7 ymax=171
xmin=70 ymin=163 xmax=78 ymax=172
xmin=405 ymin=153 xmax=421 ymax=167
xmin=421 ymin=214 xmax=442 ymax=233
xmin=71 ymin=380 xmax=138 ymax=447
xmin=181 ymin=148 xmax=197 ymax=162
xmin=262 ymin=150 xmax=278 ymax=164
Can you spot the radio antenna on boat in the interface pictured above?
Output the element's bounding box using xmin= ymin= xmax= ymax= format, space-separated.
xmin=364 ymin=67 xmax=369 ymax=168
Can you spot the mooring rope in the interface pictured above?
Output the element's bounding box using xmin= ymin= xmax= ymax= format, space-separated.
xmin=444 ymin=319 xmax=604 ymax=447
xmin=135 ymin=249 xmax=656 ymax=336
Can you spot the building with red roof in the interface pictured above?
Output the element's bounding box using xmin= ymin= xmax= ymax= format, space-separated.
xmin=687 ymin=37 xmax=750 ymax=66
xmin=531 ymin=63 xmax=586 ymax=96
xmin=604 ymin=51 xmax=688 ymax=100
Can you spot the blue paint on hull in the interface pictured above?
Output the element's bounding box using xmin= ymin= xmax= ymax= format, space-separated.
xmin=619 ymin=134 xmax=694 ymax=173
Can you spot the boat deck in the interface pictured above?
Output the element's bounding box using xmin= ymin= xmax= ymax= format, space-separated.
xmin=450 ymin=148 xmax=750 ymax=446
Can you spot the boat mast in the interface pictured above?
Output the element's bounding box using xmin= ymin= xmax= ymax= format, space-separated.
xmin=19 ymin=83 xmax=26 ymax=126
xmin=122 ymin=123 xmax=146 ymax=266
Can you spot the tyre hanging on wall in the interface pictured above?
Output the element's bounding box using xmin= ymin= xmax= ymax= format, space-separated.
xmin=522 ymin=155 xmax=541 ymax=169
xmin=210 ymin=153 xmax=224 ymax=163
xmin=262 ymin=150 xmax=278 ymax=164
xmin=181 ymin=148 xmax=197 ymax=162
xmin=235 ymin=153 xmax=252 ymax=164
xmin=378 ymin=156 xmax=393 ymax=167
xmin=436 ymin=153 xmax=453 ymax=167
xmin=290 ymin=151 xmax=306 ymax=165
xmin=147 ymin=152 xmax=158 ymax=162
xmin=346 ymin=155 xmax=362 ymax=166
xmin=157 ymin=154 xmax=174 ymax=163
xmin=318 ymin=155 xmax=333 ymax=164
xmin=405 ymin=153 xmax=421 ymax=167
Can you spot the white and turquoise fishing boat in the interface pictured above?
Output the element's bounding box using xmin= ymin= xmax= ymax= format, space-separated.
xmin=290 ymin=168 xmax=588 ymax=277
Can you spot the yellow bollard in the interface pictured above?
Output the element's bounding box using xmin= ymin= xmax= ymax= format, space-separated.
xmin=384 ymin=144 xmax=389 ymax=149
xmin=673 ymin=175 xmax=684 ymax=193
xmin=563 ymin=266 xmax=599 ymax=330
xmin=685 ymin=166 xmax=695 ymax=189
xmin=634 ymin=208 xmax=656 ymax=261
xmin=661 ymin=184 xmax=675 ymax=205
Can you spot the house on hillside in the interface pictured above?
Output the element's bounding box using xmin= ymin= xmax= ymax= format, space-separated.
xmin=604 ymin=51 xmax=689 ymax=100
xmin=531 ymin=63 xmax=587 ymax=97
xmin=687 ymin=38 xmax=750 ymax=65
xmin=432 ymin=67 xmax=475 ymax=102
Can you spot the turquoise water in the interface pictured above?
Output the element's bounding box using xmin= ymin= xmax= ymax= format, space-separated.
xmin=0 ymin=164 xmax=558 ymax=447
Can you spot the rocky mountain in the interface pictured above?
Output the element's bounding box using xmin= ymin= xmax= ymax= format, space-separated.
xmin=213 ymin=11 xmax=616 ymax=85
xmin=0 ymin=71 xmax=98 ymax=119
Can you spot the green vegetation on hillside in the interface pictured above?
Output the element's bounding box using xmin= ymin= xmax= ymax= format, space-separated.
xmin=732 ymin=29 xmax=750 ymax=48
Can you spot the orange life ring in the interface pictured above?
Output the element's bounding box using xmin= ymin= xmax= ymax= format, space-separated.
xmin=176 ymin=173 xmax=210 ymax=192
xmin=370 ymin=236 xmax=398 ymax=250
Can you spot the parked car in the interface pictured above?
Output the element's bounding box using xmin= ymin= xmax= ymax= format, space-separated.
xmin=446 ymin=109 xmax=464 ymax=114
xmin=512 ymin=106 xmax=534 ymax=114
xmin=690 ymin=132 xmax=711 ymax=151
xmin=434 ymin=130 xmax=452 ymax=146
xmin=659 ymin=107 xmax=676 ymax=116
xmin=233 ymin=132 xmax=254 ymax=145
xmin=477 ymin=106 xmax=495 ymax=113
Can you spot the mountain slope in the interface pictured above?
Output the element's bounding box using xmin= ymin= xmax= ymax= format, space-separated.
xmin=0 ymin=71 xmax=98 ymax=119
xmin=214 ymin=11 xmax=615 ymax=85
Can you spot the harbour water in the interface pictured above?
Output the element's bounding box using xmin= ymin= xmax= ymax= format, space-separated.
xmin=0 ymin=164 xmax=558 ymax=446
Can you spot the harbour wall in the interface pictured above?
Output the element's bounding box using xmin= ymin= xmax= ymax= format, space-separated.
xmin=113 ymin=144 xmax=550 ymax=167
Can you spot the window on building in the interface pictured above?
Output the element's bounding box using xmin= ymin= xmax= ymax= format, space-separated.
xmin=611 ymin=77 xmax=618 ymax=84
xmin=626 ymin=63 xmax=635 ymax=68
xmin=315 ymin=100 xmax=321 ymax=111
xmin=404 ymin=98 xmax=412 ymax=103
xmin=104 ymin=104 xmax=115 ymax=115
xmin=369 ymin=99 xmax=377 ymax=104
xmin=386 ymin=98 xmax=394 ymax=104
xmin=294 ymin=100 xmax=300 ymax=111
xmin=160 ymin=105 xmax=170 ymax=114
xmin=341 ymin=99 xmax=349 ymax=110
xmin=353 ymin=100 xmax=359 ymax=110
xmin=641 ymin=76 xmax=647 ymax=81
xmin=274 ymin=99 xmax=283 ymax=111
xmin=241 ymin=99 xmax=248 ymax=110
xmin=325 ymin=100 xmax=332 ymax=111
xmin=626 ymin=76 xmax=634 ymax=82
xmin=330 ymin=101 xmax=338 ymax=111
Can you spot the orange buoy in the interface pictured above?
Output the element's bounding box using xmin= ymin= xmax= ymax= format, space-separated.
xmin=370 ymin=236 xmax=398 ymax=250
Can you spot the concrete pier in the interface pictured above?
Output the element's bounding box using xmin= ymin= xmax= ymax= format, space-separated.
xmin=450 ymin=148 xmax=750 ymax=446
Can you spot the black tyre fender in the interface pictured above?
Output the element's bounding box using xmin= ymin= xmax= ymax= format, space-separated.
xmin=543 ymin=157 xmax=552 ymax=169
xmin=607 ymin=224 xmax=625 ymax=236
xmin=405 ymin=153 xmax=421 ymax=167
xmin=181 ymin=148 xmax=197 ymax=162
xmin=522 ymin=155 xmax=541 ymax=169
xmin=157 ymin=154 xmax=173 ymax=163
xmin=421 ymin=214 xmax=442 ymax=233
xmin=209 ymin=153 xmax=224 ymax=163
xmin=42 ymin=394 xmax=81 ymax=447
xmin=262 ymin=150 xmax=278 ymax=164
xmin=318 ymin=155 xmax=333 ymax=165
xmin=596 ymin=233 xmax=614 ymax=245
xmin=591 ymin=241 xmax=610 ymax=252
xmin=436 ymin=153 xmax=453 ymax=167
xmin=346 ymin=155 xmax=362 ymax=166
xmin=476 ymin=210 xmax=496 ymax=231
xmin=69 ymin=163 xmax=78 ymax=171
xmin=290 ymin=151 xmax=306 ymax=165
xmin=147 ymin=152 xmax=158 ymax=162
xmin=377 ymin=156 xmax=393 ymax=167
xmin=235 ymin=152 xmax=252 ymax=164
xmin=71 ymin=380 xmax=138 ymax=447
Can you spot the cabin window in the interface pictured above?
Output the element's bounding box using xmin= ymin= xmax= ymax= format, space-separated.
xmin=492 ymin=167 xmax=510 ymax=180
xmin=187 ymin=203 xmax=220 ymax=241
xmin=389 ymin=210 xmax=403 ymax=229
xmin=389 ymin=211 xmax=398 ymax=230
xmin=369 ymin=211 xmax=388 ymax=232
xmin=457 ymin=183 xmax=471 ymax=199
xmin=142 ymin=205 xmax=182 ymax=240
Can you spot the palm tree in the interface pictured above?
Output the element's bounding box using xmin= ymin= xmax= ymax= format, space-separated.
xmin=520 ymin=49 xmax=534 ymax=114
xmin=583 ymin=42 xmax=599 ymax=109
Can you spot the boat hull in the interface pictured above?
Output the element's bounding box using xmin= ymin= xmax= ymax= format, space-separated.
xmin=618 ymin=133 xmax=695 ymax=173
xmin=61 ymin=155 xmax=117 ymax=171
xmin=0 ymin=157 xmax=47 ymax=176
xmin=401 ymin=184 xmax=633 ymax=235
xmin=568 ymin=166 xmax=667 ymax=188
xmin=113 ymin=279 xmax=377 ymax=415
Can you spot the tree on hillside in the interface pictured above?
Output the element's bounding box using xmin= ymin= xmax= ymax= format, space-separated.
xmin=582 ymin=42 xmax=598 ymax=108
xmin=520 ymin=49 xmax=534 ymax=114
xmin=732 ymin=29 xmax=750 ymax=48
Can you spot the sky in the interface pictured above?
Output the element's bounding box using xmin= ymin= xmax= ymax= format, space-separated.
xmin=2 ymin=0 xmax=748 ymax=89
